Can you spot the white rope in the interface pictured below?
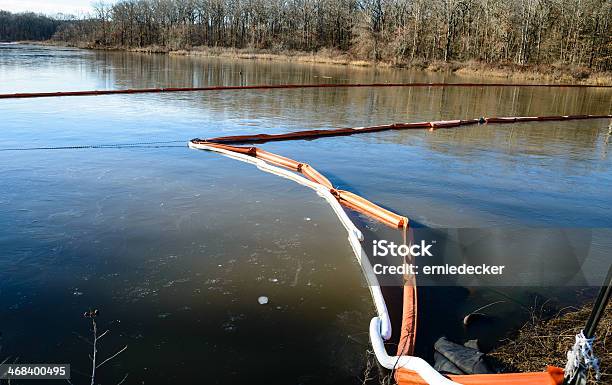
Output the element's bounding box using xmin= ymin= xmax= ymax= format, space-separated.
xmin=348 ymin=232 xmax=392 ymax=340
xmin=369 ymin=317 xmax=461 ymax=385
xmin=564 ymin=330 xmax=601 ymax=382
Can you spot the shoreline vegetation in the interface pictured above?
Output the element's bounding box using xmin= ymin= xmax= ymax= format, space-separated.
xmin=21 ymin=40 xmax=612 ymax=85
xmin=490 ymin=302 xmax=611 ymax=384
xmin=2 ymin=0 xmax=611 ymax=86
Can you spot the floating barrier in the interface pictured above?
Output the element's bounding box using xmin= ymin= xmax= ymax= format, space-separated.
xmin=393 ymin=363 xmax=564 ymax=385
xmin=193 ymin=141 xmax=409 ymax=229
xmin=0 ymin=82 xmax=610 ymax=99
xmin=186 ymin=111 xmax=611 ymax=384
xmin=397 ymin=274 xmax=418 ymax=357
xmin=193 ymin=114 xmax=612 ymax=145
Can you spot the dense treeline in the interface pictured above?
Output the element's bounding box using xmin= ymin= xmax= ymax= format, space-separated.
xmin=8 ymin=0 xmax=612 ymax=71
xmin=0 ymin=11 xmax=62 ymax=42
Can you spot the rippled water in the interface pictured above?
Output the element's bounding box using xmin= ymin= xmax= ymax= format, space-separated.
xmin=1 ymin=44 xmax=611 ymax=384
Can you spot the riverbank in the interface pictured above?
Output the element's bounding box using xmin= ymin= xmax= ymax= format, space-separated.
xmin=490 ymin=302 xmax=611 ymax=384
xmin=20 ymin=41 xmax=612 ymax=86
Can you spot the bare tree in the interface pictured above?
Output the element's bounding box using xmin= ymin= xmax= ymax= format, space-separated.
xmin=8 ymin=0 xmax=607 ymax=71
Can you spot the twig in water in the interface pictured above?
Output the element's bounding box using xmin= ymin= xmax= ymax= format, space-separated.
xmin=97 ymin=330 xmax=109 ymax=340
xmin=463 ymin=300 xmax=506 ymax=325
xmin=7 ymin=357 xmax=19 ymax=385
xmin=116 ymin=373 xmax=129 ymax=385
xmin=0 ymin=357 xmax=9 ymax=385
xmin=75 ymin=309 xmax=129 ymax=385
xmin=90 ymin=317 xmax=98 ymax=385
xmin=359 ymin=349 xmax=375 ymax=385
xmin=96 ymin=346 xmax=128 ymax=370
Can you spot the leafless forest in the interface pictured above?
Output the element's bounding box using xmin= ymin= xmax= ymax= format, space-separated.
xmin=2 ymin=0 xmax=611 ymax=71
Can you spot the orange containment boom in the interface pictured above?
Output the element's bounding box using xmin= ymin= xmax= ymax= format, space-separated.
xmin=396 ymin=276 xmax=418 ymax=357
xmin=191 ymin=140 xmax=409 ymax=228
xmin=1 ymin=82 xmax=610 ymax=99
xmin=198 ymin=114 xmax=612 ymax=144
xmin=189 ymin=113 xmax=605 ymax=384
xmin=370 ymin=312 xmax=565 ymax=385
xmin=391 ymin=247 xmax=564 ymax=385
xmin=395 ymin=366 xmax=564 ymax=385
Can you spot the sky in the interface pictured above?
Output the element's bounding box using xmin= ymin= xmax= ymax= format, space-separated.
xmin=0 ymin=1 xmax=113 ymax=16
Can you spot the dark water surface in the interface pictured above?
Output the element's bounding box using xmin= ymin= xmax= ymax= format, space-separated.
xmin=1 ymin=44 xmax=611 ymax=384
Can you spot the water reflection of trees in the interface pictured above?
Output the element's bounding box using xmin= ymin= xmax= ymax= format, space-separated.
xmin=84 ymin=50 xmax=610 ymax=160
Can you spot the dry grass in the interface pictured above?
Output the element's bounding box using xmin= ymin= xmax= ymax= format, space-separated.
xmin=489 ymin=302 xmax=611 ymax=384
xmin=453 ymin=60 xmax=612 ymax=85
xmin=127 ymin=45 xmax=169 ymax=53
xmin=171 ymin=47 xmax=612 ymax=85
xmin=170 ymin=46 xmax=362 ymax=66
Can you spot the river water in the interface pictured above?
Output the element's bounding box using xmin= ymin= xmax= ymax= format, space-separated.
xmin=0 ymin=44 xmax=611 ymax=384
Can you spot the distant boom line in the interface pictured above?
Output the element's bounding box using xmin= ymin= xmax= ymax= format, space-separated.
xmin=0 ymin=82 xmax=611 ymax=99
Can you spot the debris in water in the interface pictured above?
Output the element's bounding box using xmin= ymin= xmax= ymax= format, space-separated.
xmin=258 ymin=296 xmax=269 ymax=305
xmin=222 ymin=321 xmax=237 ymax=332
xmin=83 ymin=309 xmax=99 ymax=318
xmin=463 ymin=312 xmax=489 ymax=326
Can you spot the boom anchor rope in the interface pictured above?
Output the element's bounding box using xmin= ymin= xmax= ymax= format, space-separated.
xmin=563 ymin=265 xmax=611 ymax=385
xmin=564 ymin=331 xmax=600 ymax=383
